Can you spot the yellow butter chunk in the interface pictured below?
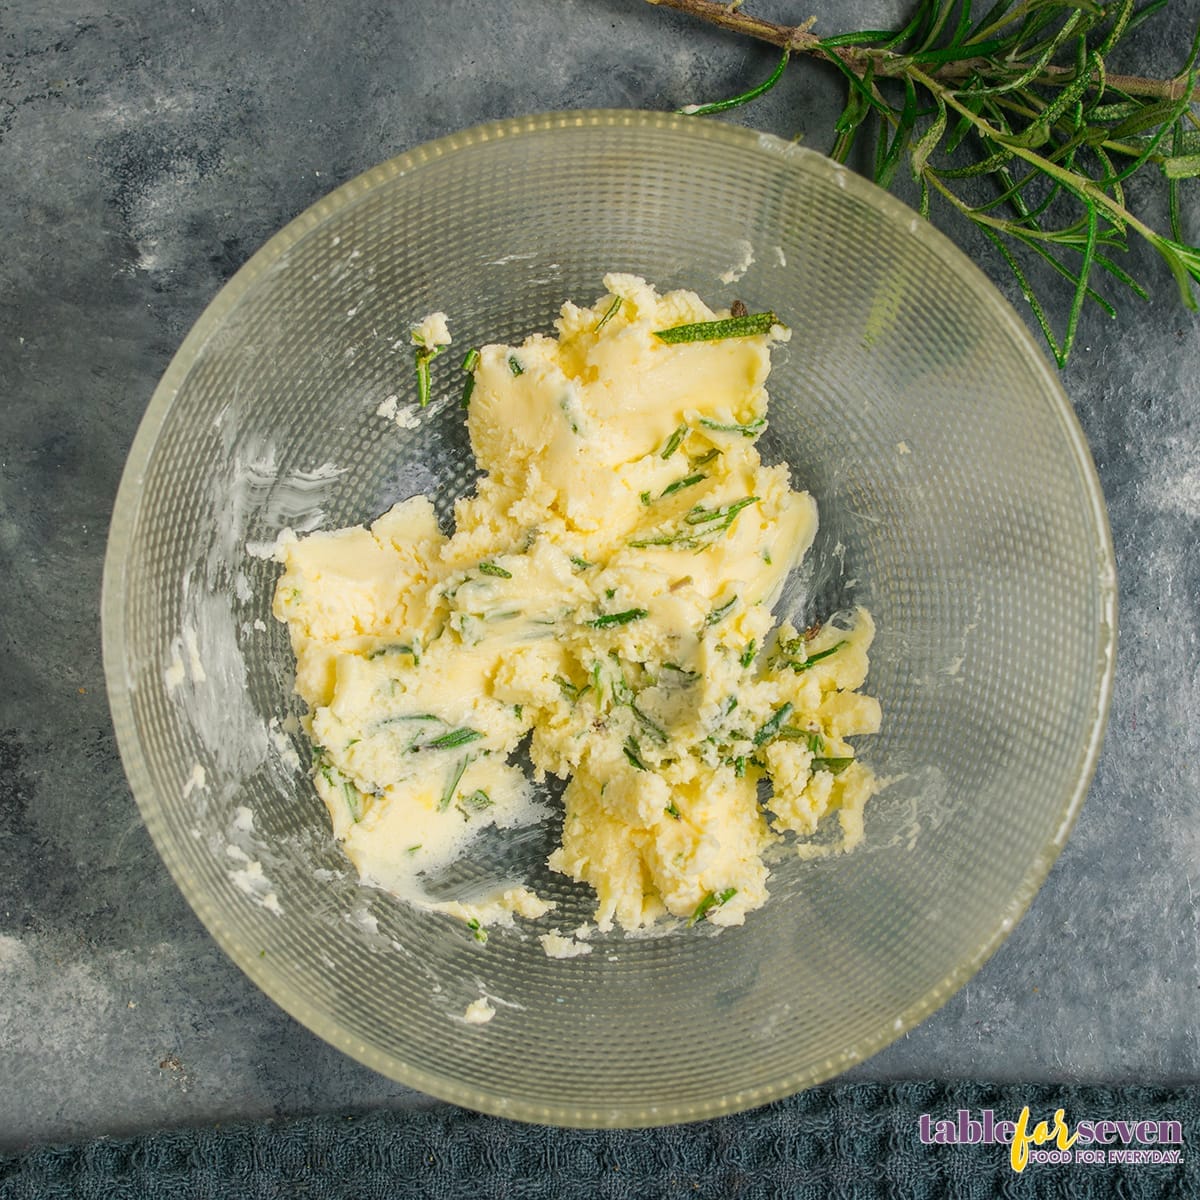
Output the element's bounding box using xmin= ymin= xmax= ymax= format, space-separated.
xmin=273 ymin=275 xmax=881 ymax=934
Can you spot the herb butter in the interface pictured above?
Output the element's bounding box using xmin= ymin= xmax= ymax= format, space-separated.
xmin=273 ymin=275 xmax=880 ymax=935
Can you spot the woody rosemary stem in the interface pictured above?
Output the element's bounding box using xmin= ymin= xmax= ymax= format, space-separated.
xmin=644 ymin=0 xmax=1200 ymax=102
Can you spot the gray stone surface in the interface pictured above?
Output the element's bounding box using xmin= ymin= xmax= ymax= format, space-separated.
xmin=1 ymin=0 xmax=1197 ymax=1153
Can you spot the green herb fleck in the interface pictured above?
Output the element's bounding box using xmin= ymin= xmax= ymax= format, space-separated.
xmin=513 ymin=704 xmax=523 ymax=720
xmin=478 ymin=561 xmax=512 ymax=579
xmin=690 ymin=448 xmax=720 ymax=468
xmin=631 ymin=702 xmax=668 ymax=743
xmin=460 ymin=348 xmax=480 ymax=407
xmin=343 ymin=781 xmax=362 ymax=822
xmin=554 ymin=674 xmax=583 ymax=703
xmin=705 ymin=596 xmax=738 ymax=627
xmin=698 ymin=417 xmax=766 ymax=438
xmin=406 ymin=844 xmax=422 ymax=854
xmin=762 ymin=548 xmax=772 ymax=565
xmin=587 ymin=608 xmax=648 ymax=628
xmin=466 ymin=917 xmax=488 ymax=944
xmin=414 ymin=343 xmax=446 ymax=408
xmin=507 ymin=354 xmax=524 ymax=377
xmin=654 ymin=312 xmax=781 ymax=343
xmin=665 ymin=801 xmax=682 ymax=819
xmin=811 ymin=756 xmax=854 ymax=776
xmin=439 ymin=755 xmax=471 ymax=811
xmin=788 ymin=641 xmax=846 ymax=673
xmin=425 ymin=727 xmax=484 ymax=751
xmin=754 ymin=701 xmax=795 ymax=746
xmin=779 ymin=726 xmax=825 ymax=754
xmin=662 ymin=472 xmax=706 ymax=497
xmin=459 ymin=790 xmax=493 ymax=813
xmin=660 ymin=422 xmax=688 ymax=459
xmin=367 ymin=642 xmax=415 ymax=661
xmin=740 ymin=639 xmax=757 ymax=669
xmin=627 ymin=531 xmax=699 ymax=550
xmin=623 ymin=737 xmax=649 ymax=771
xmin=685 ymin=497 xmax=759 ymax=526
xmin=640 ymin=490 xmax=652 ymax=506
xmin=570 ymin=556 xmax=593 ymax=571
xmin=595 ymin=295 xmax=622 ymax=332
xmin=688 ymin=887 xmax=738 ymax=926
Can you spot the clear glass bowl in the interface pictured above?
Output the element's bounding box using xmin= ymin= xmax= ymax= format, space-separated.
xmin=102 ymin=111 xmax=1116 ymax=1127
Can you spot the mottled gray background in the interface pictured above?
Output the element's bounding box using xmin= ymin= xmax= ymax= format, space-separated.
xmin=1 ymin=0 xmax=1197 ymax=1153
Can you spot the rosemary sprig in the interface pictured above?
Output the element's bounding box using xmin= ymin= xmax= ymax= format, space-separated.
xmin=648 ymin=0 xmax=1200 ymax=366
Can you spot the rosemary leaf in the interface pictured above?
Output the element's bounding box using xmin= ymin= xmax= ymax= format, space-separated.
xmin=811 ymin=756 xmax=855 ymax=775
xmin=688 ymin=887 xmax=738 ymax=926
xmin=587 ymin=608 xmax=649 ymax=628
xmin=654 ymin=312 xmax=781 ymax=343
xmin=595 ymin=295 xmax=622 ymax=331
xmin=478 ymin=561 xmax=512 ymax=578
xmin=425 ymin=727 xmax=484 ymax=751
xmin=662 ymin=472 xmax=707 ymax=497
xmin=661 ymin=422 xmax=689 ymax=459
xmin=460 ymin=348 xmax=480 ymax=407
xmin=754 ymin=701 xmax=795 ymax=746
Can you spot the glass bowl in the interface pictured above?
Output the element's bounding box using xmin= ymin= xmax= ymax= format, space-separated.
xmin=102 ymin=110 xmax=1116 ymax=1127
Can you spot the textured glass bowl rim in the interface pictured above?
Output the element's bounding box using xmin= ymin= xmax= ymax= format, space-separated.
xmin=102 ymin=108 xmax=1118 ymax=1128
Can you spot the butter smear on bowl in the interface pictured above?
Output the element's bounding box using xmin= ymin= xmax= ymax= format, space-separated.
xmin=273 ymin=274 xmax=880 ymax=936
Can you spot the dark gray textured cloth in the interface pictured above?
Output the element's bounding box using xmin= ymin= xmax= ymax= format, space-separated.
xmin=0 ymin=1081 xmax=1195 ymax=1199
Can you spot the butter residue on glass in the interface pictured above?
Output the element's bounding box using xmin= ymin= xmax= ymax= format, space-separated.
xmin=272 ymin=275 xmax=880 ymax=935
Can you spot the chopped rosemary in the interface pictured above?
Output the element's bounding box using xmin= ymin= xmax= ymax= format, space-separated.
xmin=665 ymin=801 xmax=682 ymax=819
xmin=623 ymin=737 xmax=649 ymax=771
xmin=554 ymin=674 xmax=583 ymax=702
xmin=688 ymin=887 xmax=738 ymax=926
xmin=740 ymin=639 xmax=757 ymax=668
xmin=654 ymin=312 xmax=781 ymax=343
xmin=406 ymin=844 xmax=421 ymax=854
xmin=705 ymin=596 xmax=738 ymax=627
xmin=660 ymin=422 xmax=688 ymax=459
xmin=460 ymin=348 xmax=479 ymax=407
xmin=459 ymin=790 xmax=494 ymax=814
xmin=424 ymin=727 xmax=484 ymax=751
xmin=685 ymin=496 xmax=759 ymax=526
xmin=640 ymin=490 xmax=652 ymax=505
xmin=508 ymin=354 xmax=524 ymax=377
xmin=587 ymin=608 xmax=648 ymax=628
xmin=595 ymin=295 xmax=622 ymax=332
xmin=754 ymin=701 xmax=795 ymax=746
xmin=627 ymin=530 xmax=700 ymax=549
xmin=661 ymin=472 xmax=707 ymax=497
xmin=413 ymin=343 xmax=446 ymax=408
xmin=689 ymin=447 xmax=720 ymax=468
xmin=698 ymin=416 xmax=766 ymax=437
xmin=569 ymin=555 xmax=594 ymax=570
xmin=438 ymin=755 xmax=471 ymax=810
xmin=787 ymin=641 xmax=846 ymax=673
xmin=811 ymin=756 xmax=854 ymax=775
xmin=478 ymin=561 xmax=512 ymax=578
xmin=631 ymin=702 xmax=668 ymax=743
xmin=366 ymin=642 xmax=416 ymax=661
xmin=779 ymin=726 xmax=825 ymax=754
